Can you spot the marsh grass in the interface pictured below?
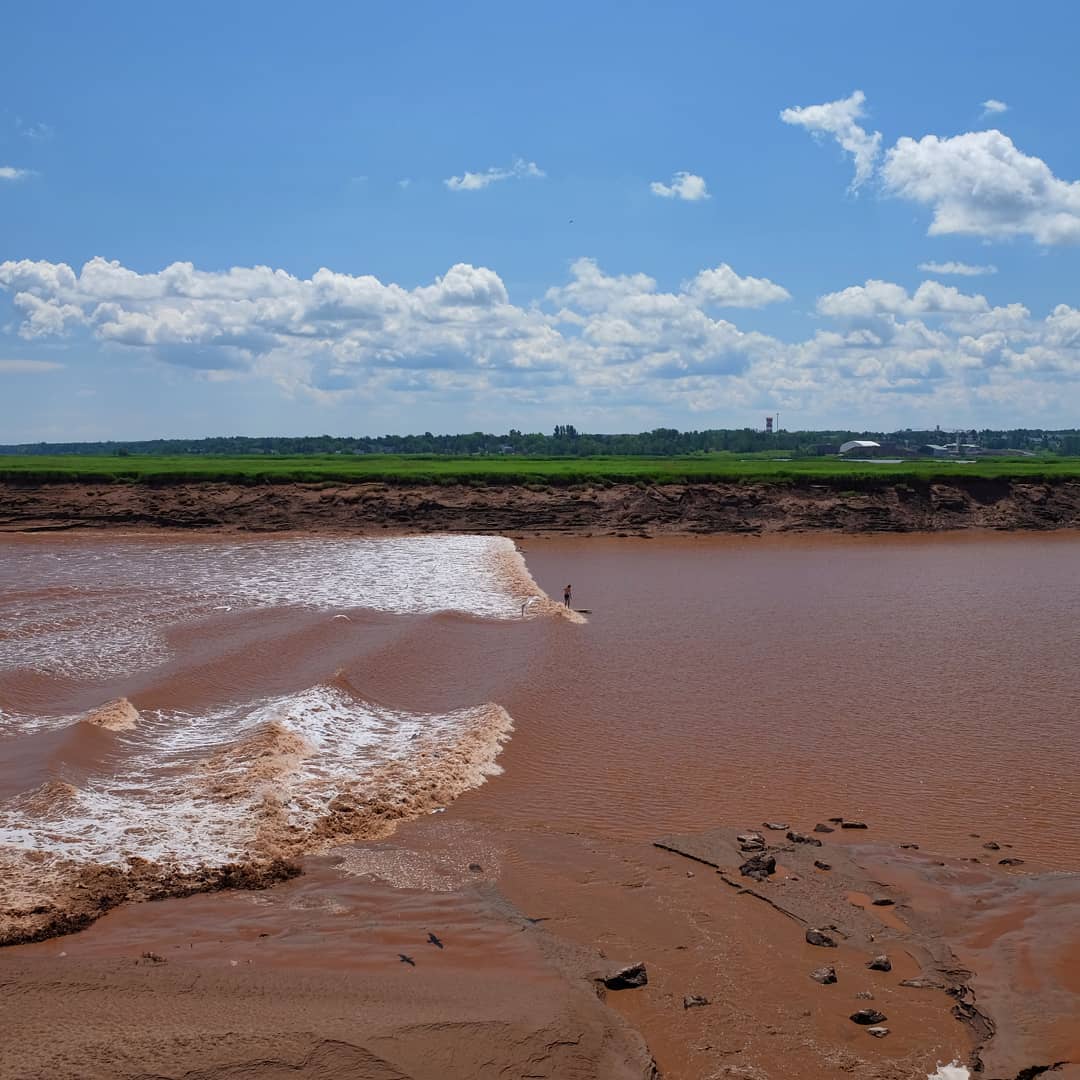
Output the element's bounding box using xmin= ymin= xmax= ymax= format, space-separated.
xmin=2 ymin=453 xmax=1079 ymax=487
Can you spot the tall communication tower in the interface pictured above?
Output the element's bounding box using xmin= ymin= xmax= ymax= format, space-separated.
xmin=765 ymin=416 xmax=774 ymax=434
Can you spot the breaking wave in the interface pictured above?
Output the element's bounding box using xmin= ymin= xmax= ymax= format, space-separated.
xmin=0 ymin=534 xmax=553 ymax=679
xmin=0 ymin=684 xmax=513 ymax=944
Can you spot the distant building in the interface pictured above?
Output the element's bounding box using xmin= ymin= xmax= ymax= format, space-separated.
xmin=838 ymin=440 xmax=881 ymax=455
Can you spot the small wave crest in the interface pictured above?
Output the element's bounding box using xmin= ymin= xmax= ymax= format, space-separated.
xmin=81 ymin=698 xmax=140 ymax=732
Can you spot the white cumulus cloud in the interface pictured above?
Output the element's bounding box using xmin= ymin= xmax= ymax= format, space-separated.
xmin=818 ymin=279 xmax=991 ymax=319
xmin=686 ymin=264 xmax=790 ymax=307
xmin=650 ymin=172 xmax=710 ymax=201
xmin=444 ymin=157 xmax=545 ymax=191
xmin=981 ymin=99 xmax=1008 ymax=115
xmin=918 ymin=261 xmax=997 ymax=276
xmin=882 ymin=129 xmax=1080 ymax=244
xmin=0 ymin=167 xmax=32 ymax=182
xmin=779 ymin=90 xmax=882 ymax=190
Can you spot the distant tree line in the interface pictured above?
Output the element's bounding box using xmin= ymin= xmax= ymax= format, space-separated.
xmin=0 ymin=426 xmax=1076 ymax=458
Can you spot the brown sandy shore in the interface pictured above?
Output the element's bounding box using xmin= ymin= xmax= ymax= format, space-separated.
xmin=2 ymin=817 xmax=1076 ymax=1080
xmin=2 ymin=476 xmax=1080 ymax=535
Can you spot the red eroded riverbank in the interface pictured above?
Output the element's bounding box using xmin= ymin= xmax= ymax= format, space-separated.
xmin=2 ymin=476 xmax=1080 ymax=535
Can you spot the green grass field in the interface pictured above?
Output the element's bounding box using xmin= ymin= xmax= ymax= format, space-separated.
xmin=2 ymin=453 xmax=1080 ymax=486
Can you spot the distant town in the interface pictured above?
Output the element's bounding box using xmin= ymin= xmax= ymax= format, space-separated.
xmin=1 ymin=425 xmax=1077 ymax=459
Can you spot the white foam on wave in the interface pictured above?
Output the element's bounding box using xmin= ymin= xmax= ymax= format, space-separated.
xmin=0 ymin=685 xmax=512 ymax=874
xmin=927 ymin=1064 xmax=971 ymax=1080
xmin=0 ymin=534 xmax=547 ymax=681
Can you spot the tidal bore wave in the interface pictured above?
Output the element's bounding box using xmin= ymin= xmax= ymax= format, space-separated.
xmin=0 ymin=684 xmax=514 ymax=945
xmin=0 ymin=533 xmax=561 ymax=681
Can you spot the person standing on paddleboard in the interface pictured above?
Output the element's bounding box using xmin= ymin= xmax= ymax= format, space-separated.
xmin=563 ymin=584 xmax=572 ymax=608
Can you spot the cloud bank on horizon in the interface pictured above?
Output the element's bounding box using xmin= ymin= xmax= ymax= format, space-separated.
xmin=2 ymin=250 xmax=1077 ymax=432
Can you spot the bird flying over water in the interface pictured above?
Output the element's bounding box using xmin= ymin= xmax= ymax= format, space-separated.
xmin=398 ymin=953 xmax=416 ymax=966
xmin=427 ymin=932 xmax=443 ymax=948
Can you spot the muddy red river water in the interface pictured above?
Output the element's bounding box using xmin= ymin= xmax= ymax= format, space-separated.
xmin=0 ymin=529 xmax=1077 ymax=1080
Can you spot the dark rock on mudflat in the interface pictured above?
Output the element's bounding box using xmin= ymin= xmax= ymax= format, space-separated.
xmin=899 ymin=843 xmax=919 ymax=850
xmin=739 ymin=853 xmax=776 ymax=881
xmin=999 ymin=857 xmax=1025 ymax=866
xmin=827 ymin=817 xmax=845 ymax=824
xmin=468 ymin=863 xmax=483 ymax=873
xmin=683 ymin=994 xmax=709 ymax=1009
xmin=867 ymin=955 xmax=892 ymax=972
xmin=813 ymin=859 xmax=832 ymax=871
xmin=983 ymin=841 xmax=1000 ymax=850
xmin=806 ymin=928 xmax=838 ymax=948
xmin=737 ymin=831 xmax=766 ymax=851
xmin=850 ymin=1009 xmax=887 ymax=1025
xmin=841 ymin=821 xmax=869 ymax=830
xmin=855 ymin=991 xmax=874 ymax=999
xmin=871 ymin=897 xmax=895 ymax=907
xmin=602 ymin=962 xmax=648 ymax=990
xmin=810 ymin=965 xmax=837 ymax=984
xmin=787 ymin=831 xmax=823 ymax=847
xmin=866 ymin=1026 xmax=890 ymax=1038
xmin=762 ymin=821 xmax=789 ymax=831
xmin=813 ymin=823 xmax=835 ymax=833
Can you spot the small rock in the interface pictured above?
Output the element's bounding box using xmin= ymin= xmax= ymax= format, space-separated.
xmin=686 ymin=871 xmax=694 ymax=878
xmin=855 ymin=991 xmax=875 ymax=999
xmin=982 ymin=841 xmax=1000 ymax=851
xmin=810 ymin=966 xmax=837 ymax=984
xmin=899 ymin=843 xmax=919 ymax=850
xmin=762 ymin=821 xmax=789 ymax=831
xmin=139 ymin=951 xmax=166 ymax=964
xmin=787 ymin=831 xmax=823 ymax=847
xmin=806 ymin=928 xmax=838 ymax=948
xmin=969 ymin=833 xmax=980 ymax=838
xmin=867 ymin=1026 xmax=890 ymax=1038
xmin=602 ymin=962 xmax=648 ymax=990
xmin=737 ymin=831 xmax=766 ymax=850
xmin=827 ymin=816 xmax=845 ymax=824
xmin=841 ymin=821 xmax=868 ymax=830
xmin=850 ymin=1009 xmax=887 ymax=1025
xmin=867 ymin=955 xmax=892 ymax=972
xmin=739 ymin=853 xmax=776 ymax=881
xmin=813 ymin=823 xmax=835 ymax=833
xmin=468 ymin=863 xmax=483 ymax=873
xmin=683 ymin=994 xmax=710 ymax=1009
xmin=999 ymin=857 xmax=1024 ymax=866
xmin=788 ymin=874 xmax=801 ymax=882
xmin=870 ymin=898 xmax=894 ymax=907
xmin=813 ymin=859 xmax=832 ymax=871
xmin=900 ymin=977 xmax=944 ymax=989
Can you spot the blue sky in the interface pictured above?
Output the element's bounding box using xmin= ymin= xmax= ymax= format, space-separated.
xmin=2 ymin=0 xmax=1079 ymax=440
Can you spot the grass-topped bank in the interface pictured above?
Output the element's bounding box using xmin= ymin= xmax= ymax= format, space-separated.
xmin=3 ymin=453 xmax=1080 ymax=487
